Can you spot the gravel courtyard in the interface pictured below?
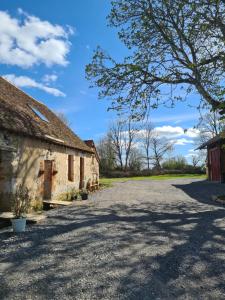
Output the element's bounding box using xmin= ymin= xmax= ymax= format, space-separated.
xmin=1 ymin=179 xmax=225 ymax=299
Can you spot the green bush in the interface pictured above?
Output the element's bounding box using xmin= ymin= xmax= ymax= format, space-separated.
xmin=57 ymin=188 xmax=79 ymax=202
xmin=32 ymin=199 xmax=43 ymax=212
xmin=100 ymin=165 xmax=205 ymax=178
xmin=162 ymin=156 xmax=187 ymax=170
xmin=11 ymin=185 xmax=31 ymax=218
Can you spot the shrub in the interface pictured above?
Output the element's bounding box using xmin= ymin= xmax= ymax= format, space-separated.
xmin=162 ymin=156 xmax=187 ymax=170
xmin=32 ymin=199 xmax=43 ymax=212
xmin=57 ymin=188 xmax=80 ymax=202
xmin=100 ymin=165 xmax=205 ymax=178
xmin=11 ymin=185 xmax=31 ymax=218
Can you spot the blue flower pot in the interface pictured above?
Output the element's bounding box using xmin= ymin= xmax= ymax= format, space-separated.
xmin=11 ymin=218 xmax=27 ymax=233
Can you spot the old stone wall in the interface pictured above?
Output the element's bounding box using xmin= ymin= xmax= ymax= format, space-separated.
xmin=0 ymin=130 xmax=99 ymax=211
xmin=0 ymin=130 xmax=19 ymax=210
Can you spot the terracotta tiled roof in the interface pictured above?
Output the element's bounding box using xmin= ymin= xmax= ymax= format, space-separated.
xmin=0 ymin=77 xmax=93 ymax=153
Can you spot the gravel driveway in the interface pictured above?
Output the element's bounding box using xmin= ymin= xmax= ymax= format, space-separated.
xmin=1 ymin=179 xmax=225 ymax=300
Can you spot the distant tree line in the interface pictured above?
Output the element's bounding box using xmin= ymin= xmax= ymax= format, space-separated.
xmin=97 ymin=118 xmax=205 ymax=177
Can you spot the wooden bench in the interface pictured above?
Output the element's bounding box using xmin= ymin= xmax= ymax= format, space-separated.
xmin=43 ymin=200 xmax=72 ymax=209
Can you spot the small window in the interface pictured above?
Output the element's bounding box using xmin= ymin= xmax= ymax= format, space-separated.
xmin=28 ymin=104 xmax=49 ymax=122
xmin=92 ymin=155 xmax=95 ymax=165
xmin=68 ymin=155 xmax=74 ymax=181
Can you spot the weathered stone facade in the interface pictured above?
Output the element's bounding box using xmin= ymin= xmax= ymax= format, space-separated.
xmin=0 ymin=76 xmax=99 ymax=211
xmin=0 ymin=129 xmax=99 ymax=211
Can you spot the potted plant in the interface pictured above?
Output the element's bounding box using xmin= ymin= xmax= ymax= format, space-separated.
xmin=80 ymin=189 xmax=89 ymax=200
xmin=11 ymin=185 xmax=31 ymax=233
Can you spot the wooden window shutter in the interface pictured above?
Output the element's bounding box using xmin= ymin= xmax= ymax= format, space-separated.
xmin=68 ymin=155 xmax=74 ymax=181
xmin=38 ymin=160 xmax=45 ymax=177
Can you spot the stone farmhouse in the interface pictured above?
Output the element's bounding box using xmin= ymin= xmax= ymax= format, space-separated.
xmin=0 ymin=77 xmax=99 ymax=211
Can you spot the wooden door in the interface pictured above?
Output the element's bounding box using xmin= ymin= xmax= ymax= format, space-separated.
xmin=79 ymin=157 xmax=84 ymax=189
xmin=44 ymin=160 xmax=53 ymax=199
xmin=209 ymin=148 xmax=221 ymax=181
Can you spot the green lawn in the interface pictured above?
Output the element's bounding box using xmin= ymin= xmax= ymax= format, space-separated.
xmin=100 ymin=174 xmax=206 ymax=188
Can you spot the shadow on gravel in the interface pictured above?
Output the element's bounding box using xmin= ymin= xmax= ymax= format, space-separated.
xmin=173 ymin=180 xmax=225 ymax=206
xmin=1 ymin=181 xmax=225 ymax=299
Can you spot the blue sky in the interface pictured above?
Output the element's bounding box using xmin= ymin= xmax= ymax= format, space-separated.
xmin=0 ymin=0 xmax=202 ymax=161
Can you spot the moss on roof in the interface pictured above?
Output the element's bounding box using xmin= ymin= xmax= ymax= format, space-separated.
xmin=0 ymin=77 xmax=93 ymax=153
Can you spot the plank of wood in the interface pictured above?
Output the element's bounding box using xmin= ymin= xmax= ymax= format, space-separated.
xmin=43 ymin=200 xmax=72 ymax=206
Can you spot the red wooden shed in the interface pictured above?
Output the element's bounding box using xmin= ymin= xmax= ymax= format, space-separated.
xmin=198 ymin=135 xmax=225 ymax=182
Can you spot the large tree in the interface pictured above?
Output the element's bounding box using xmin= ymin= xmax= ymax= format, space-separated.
xmin=97 ymin=134 xmax=116 ymax=173
xmin=196 ymin=110 xmax=225 ymax=143
xmin=86 ymin=0 xmax=225 ymax=119
xmin=109 ymin=119 xmax=138 ymax=170
xmin=128 ymin=148 xmax=143 ymax=171
xmin=149 ymin=134 xmax=174 ymax=170
xmin=139 ymin=122 xmax=153 ymax=170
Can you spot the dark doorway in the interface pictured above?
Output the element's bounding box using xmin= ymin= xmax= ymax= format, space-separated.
xmin=209 ymin=148 xmax=221 ymax=181
xmin=44 ymin=160 xmax=53 ymax=199
xmin=79 ymin=157 xmax=84 ymax=189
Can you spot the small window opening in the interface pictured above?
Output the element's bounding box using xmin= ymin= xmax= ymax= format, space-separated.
xmin=28 ymin=104 xmax=49 ymax=122
xmin=68 ymin=155 xmax=74 ymax=181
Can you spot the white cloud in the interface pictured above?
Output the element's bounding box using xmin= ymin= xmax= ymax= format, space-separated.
xmin=0 ymin=10 xmax=73 ymax=68
xmin=172 ymin=138 xmax=194 ymax=146
xmin=153 ymin=125 xmax=184 ymax=138
xmin=137 ymin=125 xmax=200 ymax=147
xmin=152 ymin=125 xmax=200 ymax=139
xmin=184 ymin=128 xmax=200 ymax=138
xmin=185 ymin=148 xmax=203 ymax=159
xmin=3 ymin=74 xmax=65 ymax=97
xmin=42 ymin=74 xmax=58 ymax=83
